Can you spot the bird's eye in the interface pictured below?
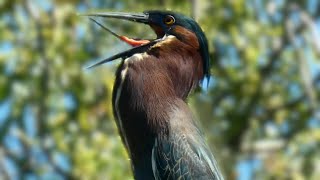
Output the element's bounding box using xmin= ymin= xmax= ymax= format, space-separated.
xmin=164 ymin=15 xmax=175 ymax=25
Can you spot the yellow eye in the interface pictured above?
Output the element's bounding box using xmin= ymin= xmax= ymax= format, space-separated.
xmin=164 ymin=15 xmax=175 ymax=25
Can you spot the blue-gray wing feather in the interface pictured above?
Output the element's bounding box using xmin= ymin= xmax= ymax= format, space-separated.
xmin=152 ymin=131 xmax=224 ymax=180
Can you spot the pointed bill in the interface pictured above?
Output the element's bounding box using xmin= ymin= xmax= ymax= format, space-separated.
xmin=80 ymin=12 xmax=149 ymax=24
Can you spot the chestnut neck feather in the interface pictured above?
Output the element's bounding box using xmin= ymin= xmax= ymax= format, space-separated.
xmin=148 ymin=26 xmax=204 ymax=98
xmin=112 ymin=28 xmax=203 ymax=170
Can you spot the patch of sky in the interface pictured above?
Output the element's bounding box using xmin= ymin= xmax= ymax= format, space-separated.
xmin=219 ymin=45 xmax=241 ymax=68
xmin=76 ymin=1 xmax=124 ymax=15
xmin=5 ymin=57 xmax=16 ymax=76
xmin=2 ymin=157 xmax=19 ymax=180
xmin=266 ymin=120 xmax=290 ymax=135
xmin=279 ymin=121 xmax=290 ymax=135
xmin=288 ymin=83 xmax=302 ymax=99
xmin=4 ymin=127 xmax=24 ymax=158
xmin=245 ymin=0 xmax=254 ymax=13
xmin=2 ymin=13 xmax=13 ymax=24
xmin=31 ymin=147 xmax=49 ymax=166
xmin=274 ymin=0 xmax=285 ymax=7
xmin=34 ymin=0 xmax=53 ymax=12
xmin=24 ymin=174 xmax=37 ymax=180
xmin=293 ymin=36 xmax=305 ymax=49
xmin=64 ymin=93 xmax=77 ymax=111
xmin=14 ymin=4 xmax=30 ymax=26
xmin=291 ymin=10 xmax=302 ymax=24
xmin=270 ymin=11 xmax=283 ymax=24
xmin=222 ymin=7 xmax=232 ymax=20
xmin=254 ymin=106 xmax=264 ymax=117
xmin=237 ymin=157 xmax=262 ymax=180
xmin=113 ymin=2 xmax=124 ymax=10
xmin=265 ymin=121 xmax=279 ymax=137
xmin=0 ymin=99 xmax=11 ymax=125
xmin=40 ymin=173 xmax=64 ymax=180
xmin=257 ymin=54 xmax=267 ymax=67
xmin=304 ymin=48 xmax=320 ymax=78
xmin=0 ymin=42 xmax=13 ymax=54
xmin=92 ymin=0 xmax=105 ymax=9
xmin=308 ymin=117 xmax=320 ymax=129
xmin=53 ymin=152 xmax=71 ymax=172
xmin=22 ymin=106 xmax=36 ymax=138
xmin=307 ymin=0 xmax=319 ymax=16
xmin=75 ymin=25 xmax=86 ymax=40
xmin=267 ymin=0 xmax=285 ymax=24
xmin=213 ymin=39 xmax=226 ymax=54
xmin=254 ymin=0 xmax=269 ymax=24
xmin=76 ymin=3 xmax=88 ymax=13
xmin=227 ymin=46 xmax=241 ymax=68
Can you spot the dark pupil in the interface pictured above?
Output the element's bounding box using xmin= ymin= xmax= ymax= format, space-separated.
xmin=166 ymin=17 xmax=172 ymax=23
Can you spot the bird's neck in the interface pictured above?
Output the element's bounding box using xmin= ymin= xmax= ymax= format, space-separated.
xmin=148 ymin=34 xmax=203 ymax=99
xmin=112 ymin=35 xmax=203 ymax=171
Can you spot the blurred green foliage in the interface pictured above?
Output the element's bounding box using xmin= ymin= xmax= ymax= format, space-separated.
xmin=0 ymin=0 xmax=319 ymax=179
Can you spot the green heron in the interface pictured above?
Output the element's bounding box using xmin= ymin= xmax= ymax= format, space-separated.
xmin=85 ymin=10 xmax=224 ymax=180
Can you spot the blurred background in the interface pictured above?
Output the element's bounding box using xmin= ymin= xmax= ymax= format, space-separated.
xmin=0 ymin=0 xmax=319 ymax=179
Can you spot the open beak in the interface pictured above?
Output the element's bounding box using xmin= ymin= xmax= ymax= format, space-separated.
xmin=81 ymin=12 xmax=160 ymax=69
xmin=83 ymin=12 xmax=150 ymax=24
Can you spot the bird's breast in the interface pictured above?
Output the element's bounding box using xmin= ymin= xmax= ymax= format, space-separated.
xmin=112 ymin=52 xmax=171 ymax=159
xmin=112 ymin=34 xmax=203 ymax=161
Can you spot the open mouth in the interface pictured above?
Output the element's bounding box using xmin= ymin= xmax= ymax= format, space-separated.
xmin=89 ymin=18 xmax=151 ymax=47
xmin=82 ymin=12 xmax=163 ymax=69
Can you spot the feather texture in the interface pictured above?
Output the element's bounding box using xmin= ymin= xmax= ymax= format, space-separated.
xmin=112 ymin=31 xmax=224 ymax=180
xmin=151 ymin=100 xmax=223 ymax=180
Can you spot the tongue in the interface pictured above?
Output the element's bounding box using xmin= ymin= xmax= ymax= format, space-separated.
xmin=119 ymin=36 xmax=150 ymax=47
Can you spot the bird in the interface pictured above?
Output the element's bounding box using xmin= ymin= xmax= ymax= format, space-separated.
xmin=84 ymin=10 xmax=224 ymax=180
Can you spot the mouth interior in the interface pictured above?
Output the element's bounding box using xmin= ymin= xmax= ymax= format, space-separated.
xmin=119 ymin=36 xmax=150 ymax=47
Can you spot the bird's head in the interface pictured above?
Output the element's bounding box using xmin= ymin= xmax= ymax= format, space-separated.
xmin=85 ymin=10 xmax=210 ymax=81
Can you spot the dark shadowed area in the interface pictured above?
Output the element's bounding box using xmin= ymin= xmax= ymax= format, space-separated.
xmin=0 ymin=0 xmax=319 ymax=179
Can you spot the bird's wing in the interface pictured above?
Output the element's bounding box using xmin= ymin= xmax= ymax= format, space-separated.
xmin=152 ymin=132 xmax=223 ymax=180
xmin=151 ymin=104 xmax=224 ymax=180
